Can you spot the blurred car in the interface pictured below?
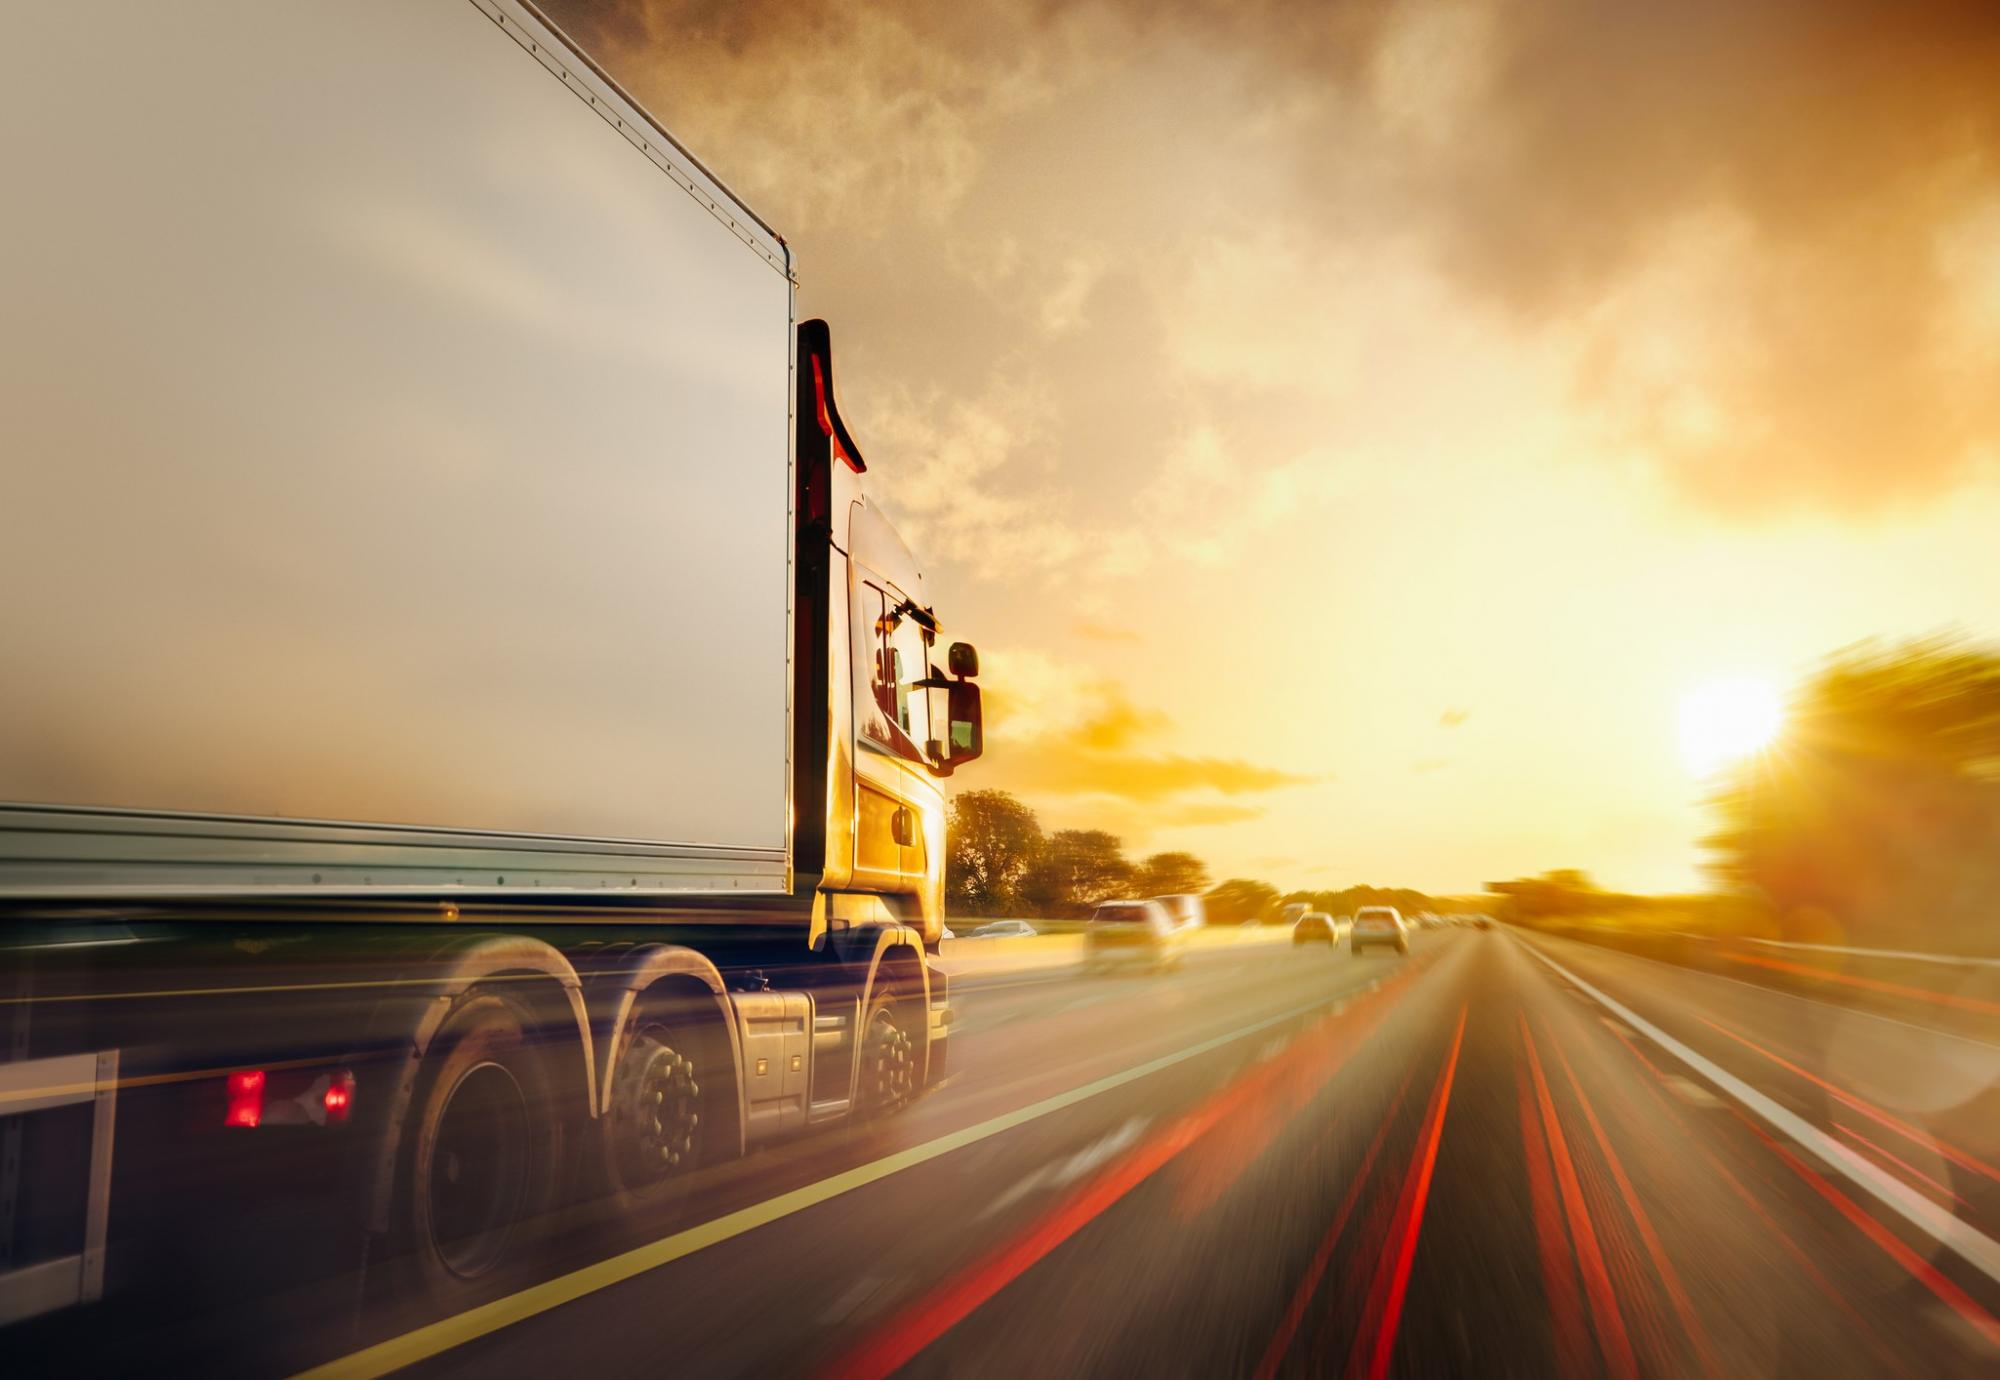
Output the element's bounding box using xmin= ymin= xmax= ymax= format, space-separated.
xmin=1085 ymin=899 xmax=1185 ymax=972
xmin=971 ymin=919 xmax=1037 ymax=938
xmin=1472 ymin=914 xmax=1493 ymax=930
xmin=1291 ymin=910 xmax=1344 ymax=948
xmin=1351 ymin=905 xmax=1410 ymax=955
xmin=1150 ymin=893 xmax=1207 ymax=930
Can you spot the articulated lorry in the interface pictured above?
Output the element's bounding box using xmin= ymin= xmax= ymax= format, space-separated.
xmin=0 ymin=0 xmax=981 ymax=1341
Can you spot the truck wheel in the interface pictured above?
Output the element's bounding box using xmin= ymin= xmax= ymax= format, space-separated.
xmin=602 ymin=997 xmax=715 ymax=1214
xmin=400 ymin=993 xmax=562 ymax=1298
xmin=857 ymin=984 xmax=917 ymax=1118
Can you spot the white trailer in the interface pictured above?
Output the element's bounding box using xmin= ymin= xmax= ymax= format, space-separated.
xmin=0 ymin=1 xmax=984 ymax=1349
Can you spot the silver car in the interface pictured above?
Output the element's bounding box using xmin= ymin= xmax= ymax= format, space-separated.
xmin=1085 ymin=899 xmax=1185 ymax=972
xmin=1291 ymin=910 xmax=1344 ymax=949
xmin=971 ymin=919 xmax=1038 ymax=939
xmin=1350 ymin=906 xmax=1410 ymax=956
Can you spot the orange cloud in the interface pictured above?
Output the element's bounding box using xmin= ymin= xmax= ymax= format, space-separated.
xmin=1073 ymin=617 xmax=1142 ymax=644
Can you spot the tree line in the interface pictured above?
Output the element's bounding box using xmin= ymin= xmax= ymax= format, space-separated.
xmin=945 ymin=790 xmax=1209 ymax=918
xmin=946 ymin=790 xmax=1443 ymax=922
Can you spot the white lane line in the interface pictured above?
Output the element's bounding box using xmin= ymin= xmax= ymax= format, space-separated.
xmin=977 ymin=1115 xmax=1152 ymax=1221
xmin=294 ymin=988 xmax=1352 ymax=1379
xmin=1522 ymin=943 xmax=2000 ymax=1289
xmin=1558 ymin=938 xmax=2000 ymax=1057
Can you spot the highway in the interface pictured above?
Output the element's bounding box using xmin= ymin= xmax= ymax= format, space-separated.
xmin=254 ymin=925 xmax=2000 ymax=1378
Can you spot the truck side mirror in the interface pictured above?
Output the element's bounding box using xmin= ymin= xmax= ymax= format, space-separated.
xmin=947 ymin=641 xmax=979 ymax=678
xmin=946 ymin=679 xmax=983 ymax=767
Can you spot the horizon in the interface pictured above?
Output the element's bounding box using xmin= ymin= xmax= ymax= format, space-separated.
xmin=544 ymin=0 xmax=2000 ymax=895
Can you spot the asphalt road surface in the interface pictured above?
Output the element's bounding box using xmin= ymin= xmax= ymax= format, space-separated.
xmin=15 ymin=927 xmax=1998 ymax=1376
xmin=247 ymin=925 xmax=2000 ymax=1379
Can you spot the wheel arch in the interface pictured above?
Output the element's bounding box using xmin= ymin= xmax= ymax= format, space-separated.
xmin=589 ymin=945 xmax=747 ymax=1161
xmin=362 ymin=933 xmax=594 ymax=1238
xmin=837 ymin=923 xmax=932 ymax=1087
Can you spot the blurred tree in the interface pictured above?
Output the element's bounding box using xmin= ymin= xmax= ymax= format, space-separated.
xmin=1022 ymin=829 xmax=1133 ymax=916
xmin=1205 ymin=878 xmax=1281 ymax=925
xmin=1134 ymin=851 xmax=1210 ymax=896
xmin=1705 ymin=638 xmax=2000 ymax=952
xmin=945 ymin=790 xmax=1043 ymax=917
xmin=1485 ymin=870 xmax=1603 ymax=926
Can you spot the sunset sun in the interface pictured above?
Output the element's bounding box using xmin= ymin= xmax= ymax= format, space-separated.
xmin=1677 ymin=677 xmax=1783 ymax=777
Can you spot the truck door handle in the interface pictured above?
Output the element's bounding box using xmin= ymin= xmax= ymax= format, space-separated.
xmin=890 ymin=807 xmax=915 ymax=846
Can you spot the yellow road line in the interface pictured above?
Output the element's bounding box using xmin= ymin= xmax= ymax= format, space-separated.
xmin=295 ymin=988 xmax=1348 ymax=1379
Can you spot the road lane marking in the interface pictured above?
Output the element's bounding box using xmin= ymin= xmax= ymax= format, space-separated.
xmin=1831 ymin=1121 xmax=1972 ymax=1210
xmin=1515 ymin=1058 xmax=1591 ymax=1375
xmin=975 ymin=1115 xmax=1151 ymax=1221
xmin=1604 ymin=1041 xmax=1921 ymax=1380
xmin=1523 ymin=943 xmax=2000 ymax=1290
xmin=1521 ymin=1015 xmax=1639 ymax=1380
xmin=1692 ymin=1013 xmax=2000 ymax=1188
xmin=1545 ymin=938 xmax=2000 ymax=1055
xmin=1736 ymin=1115 xmax=2000 ymax=1350
xmin=1548 ymin=1032 xmax=1723 ymax=1378
xmin=1252 ymin=1081 xmax=1409 ymax=1380
xmin=294 ymin=989 xmax=1351 ymax=1379
xmin=1357 ymin=1006 xmax=1467 ymax=1380
xmin=823 ymin=960 xmax=1445 ymax=1380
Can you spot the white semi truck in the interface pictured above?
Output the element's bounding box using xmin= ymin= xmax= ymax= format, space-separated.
xmin=0 ymin=0 xmax=982 ymax=1345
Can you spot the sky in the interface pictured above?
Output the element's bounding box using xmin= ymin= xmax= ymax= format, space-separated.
xmin=543 ymin=0 xmax=2000 ymax=894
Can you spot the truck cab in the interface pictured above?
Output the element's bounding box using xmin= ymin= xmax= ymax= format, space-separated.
xmin=795 ymin=321 xmax=981 ymax=949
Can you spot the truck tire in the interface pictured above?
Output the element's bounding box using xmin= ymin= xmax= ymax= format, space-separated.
xmin=856 ymin=983 xmax=918 ymax=1118
xmin=398 ymin=993 xmax=564 ymax=1300
xmin=601 ymin=992 xmax=719 ymax=1216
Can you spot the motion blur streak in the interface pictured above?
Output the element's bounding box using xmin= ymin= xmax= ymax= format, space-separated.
xmin=1738 ymin=1114 xmax=2000 ymax=1350
xmin=1515 ymin=1060 xmax=1591 ymax=1377
xmin=1695 ymin=1013 xmax=2000 ymax=1187
xmin=1170 ymin=966 xmax=1426 ymax=1219
xmin=1549 ymin=1035 xmax=1723 ymax=1379
xmin=1833 ymin=1121 xmax=1975 ymax=1210
xmin=1353 ymin=1006 xmax=1466 ymax=1380
xmin=1252 ymin=1080 xmax=1411 ymax=1380
xmin=1721 ymin=952 xmax=2000 ymax=1017
xmin=823 ymin=970 xmax=1425 ymax=1380
xmin=1606 ymin=1017 xmax=1920 ymax=1380
xmin=1520 ymin=1015 xmax=1640 ymax=1380
xmin=302 ymin=986 xmax=1350 ymax=1380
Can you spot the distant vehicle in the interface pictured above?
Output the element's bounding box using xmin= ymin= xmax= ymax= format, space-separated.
xmin=1352 ymin=906 xmax=1411 ymax=955
xmin=1150 ymin=894 xmax=1208 ymax=930
xmin=1472 ymin=914 xmax=1493 ymax=930
xmin=1292 ymin=911 xmax=1344 ymax=948
xmin=1275 ymin=901 xmax=1311 ymax=930
xmin=972 ymin=920 xmax=1038 ymax=939
xmin=1086 ymin=900 xmax=1185 ymax=972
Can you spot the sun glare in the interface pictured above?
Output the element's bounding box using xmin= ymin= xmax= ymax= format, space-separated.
xmin=1677 ymin=677 xmax=1783 ymax=778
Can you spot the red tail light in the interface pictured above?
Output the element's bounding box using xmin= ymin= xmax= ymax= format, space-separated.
xmin=224 ymin=1069 xmax=266 ymax=1128
xmin=322 ymin=1071 xmax=355 ymax=1124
